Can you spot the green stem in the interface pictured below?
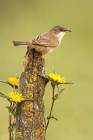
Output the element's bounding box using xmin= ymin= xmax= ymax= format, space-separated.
xmin=46 ymin=85 xmax=55 ymax=130
xmin=8 ymin=103 xmax=14 ymax=140
xmin=9 ymin=112 xmax=12 ymax=140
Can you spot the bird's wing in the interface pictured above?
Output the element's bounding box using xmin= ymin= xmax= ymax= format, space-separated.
xmin=32 ymin=32 xmax=59 ymax=47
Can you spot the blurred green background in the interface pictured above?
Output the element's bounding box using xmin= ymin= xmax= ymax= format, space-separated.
xmin=0 ymin=0 xmax=93 ymax=139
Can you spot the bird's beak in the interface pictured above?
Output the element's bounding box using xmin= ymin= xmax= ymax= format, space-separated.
xmin=64 ymin=29 xmax=72 ymax=32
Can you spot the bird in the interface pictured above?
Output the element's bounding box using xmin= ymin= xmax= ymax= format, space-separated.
xmin=13 ymin=25 xmax=71 ymax=55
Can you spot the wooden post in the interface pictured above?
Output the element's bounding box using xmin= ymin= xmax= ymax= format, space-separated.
xmin=16 ymin=47 xmax=47 ymax=140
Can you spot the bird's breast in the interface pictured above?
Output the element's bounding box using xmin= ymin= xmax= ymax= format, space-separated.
xmin=57 ymin=32 xmax=65 ymax=44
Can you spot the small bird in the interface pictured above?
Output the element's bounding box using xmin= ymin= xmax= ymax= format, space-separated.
xmin=13 ymin=25 xmax=71 ymax=55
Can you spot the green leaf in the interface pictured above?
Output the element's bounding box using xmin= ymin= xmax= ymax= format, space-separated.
xmin=0 ymin=80 xmax=8 ymax=84
xmin=58 ymin=88 xmax=65 ymax=98
xmin=0 ymin=92 xmax=9 ymax=100
xmin=58 ymin=88 xmax=65 ymax=94
xmin=60 ymin=82 xmax=74 ymax=85
xmin=54 ymin=87 xmax=65 ymax=100
xmin=50 ymin=116 xmax=58 ymax=120
xmin=47 ymin=116 xmax=58 ymax=121
xmin=8 ymin=122 xmax=16 ymax=132
xmin=11 ymin=122 xmax=16 ymax=131
xmin=6 ymin=106 xmax=17 ymax=117
xmin=0 ymin=80 xmax=18 ymax=89
xmin=54 ymin=94 xmax=59 ymax=100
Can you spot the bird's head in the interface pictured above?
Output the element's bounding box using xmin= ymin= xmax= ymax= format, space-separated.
xmin=50 ymin=25 xmax=72 ymax=44
xmin=50 ymin=25 xmax=72 ymax=34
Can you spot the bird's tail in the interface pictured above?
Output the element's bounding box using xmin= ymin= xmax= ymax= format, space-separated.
xmin=13 ymin=41 xmax=31 ymax=46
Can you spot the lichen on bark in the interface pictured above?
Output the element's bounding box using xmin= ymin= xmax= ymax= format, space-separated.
xmin=16 ymin=47 xmax=47 ymax=140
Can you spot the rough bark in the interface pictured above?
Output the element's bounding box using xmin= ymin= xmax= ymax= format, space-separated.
xmin=16 ymin=47 xmax=46 ymax=140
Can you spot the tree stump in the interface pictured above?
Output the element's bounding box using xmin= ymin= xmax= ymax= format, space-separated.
xmin=16 ymin=47 xmax=47 ymax=140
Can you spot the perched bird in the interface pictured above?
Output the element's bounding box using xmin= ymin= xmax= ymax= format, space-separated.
xmin=13 ymin=25 xmax=71 ymax=55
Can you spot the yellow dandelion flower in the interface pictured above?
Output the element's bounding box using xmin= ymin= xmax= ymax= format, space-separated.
xmin=8 ymin=92 xmax=25 ymax=103
xmin=8 ymin=76 xmax=19 ymax=87
xmin=48 ymin=73 xmax=65 ymax=84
